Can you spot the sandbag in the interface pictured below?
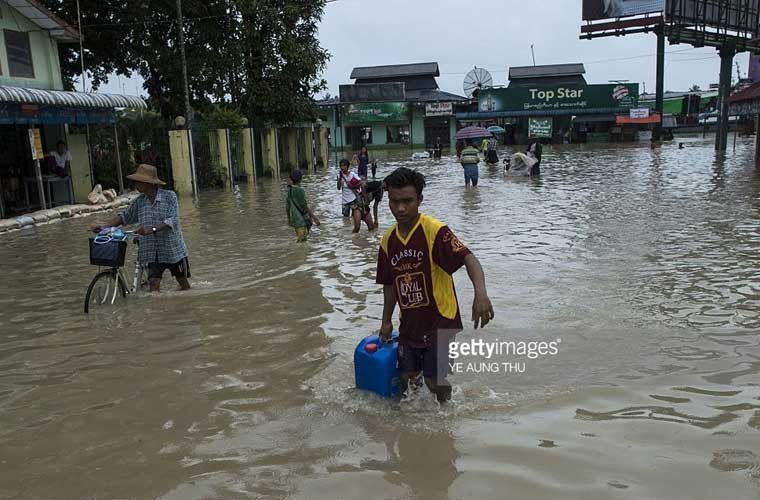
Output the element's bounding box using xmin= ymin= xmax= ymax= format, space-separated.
xmin=102 ymin=189 xmax=117 ymax=202
xmin=87 ymin=184 xmax=103 ymax=205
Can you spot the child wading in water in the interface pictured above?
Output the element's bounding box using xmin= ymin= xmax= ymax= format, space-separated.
xmin=376 ymin=167 xmax=494 ymax=402
xmin=286 ymin=169 xmax=320 ymax=242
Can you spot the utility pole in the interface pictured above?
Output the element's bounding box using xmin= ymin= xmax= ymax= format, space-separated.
xmin=177 ymin=0 xmax=192 ymax=126
xmin=653 ymin=22 xmax=665 ymax=142
xmin=176 ymin=0 xmax=198 ymax=196
xmin=76 ymin=0 xmax=94 ymax=188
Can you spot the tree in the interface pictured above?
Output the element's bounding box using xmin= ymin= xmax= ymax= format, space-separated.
xmin=41 ymin=0 xmax=329 ymax=123
xmin=689 ymin=84 xmax=701 ymax=92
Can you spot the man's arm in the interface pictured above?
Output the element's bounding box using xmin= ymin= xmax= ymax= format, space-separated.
xmin=379 ymin=284 xmax=397 ymax=342
xmin=464 ymin=253 xmax=494 ymax=329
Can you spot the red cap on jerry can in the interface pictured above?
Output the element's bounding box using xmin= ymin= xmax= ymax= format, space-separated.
xmin=365 ymin=343 xmax=378 ymax=353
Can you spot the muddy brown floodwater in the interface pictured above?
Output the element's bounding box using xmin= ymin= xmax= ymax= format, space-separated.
xmin=2 ymin=135 xmax=760 ymax=499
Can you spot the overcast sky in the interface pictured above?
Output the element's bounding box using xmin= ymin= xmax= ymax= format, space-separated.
xmin=99 ymin=0 xmax=750 ymax=98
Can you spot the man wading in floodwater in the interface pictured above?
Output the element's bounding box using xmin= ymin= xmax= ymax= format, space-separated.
xmin=91 ymin=164 xmax=191 ymax=292
xmin=376 ymin=167 xmax=494 ymax=402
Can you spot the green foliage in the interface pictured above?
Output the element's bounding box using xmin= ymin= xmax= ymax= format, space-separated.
xmin=204 ymin=106 xmax=247 ymax=130
xmin=41 ymin=0 xmax=329 ymax=124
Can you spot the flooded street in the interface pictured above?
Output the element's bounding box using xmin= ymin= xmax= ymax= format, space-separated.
xmin=2 ymin=136 xmax=760 ymax=499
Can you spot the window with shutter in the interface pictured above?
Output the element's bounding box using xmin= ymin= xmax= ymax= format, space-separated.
xmin=4 ymin=30 xmax=34 ymax=78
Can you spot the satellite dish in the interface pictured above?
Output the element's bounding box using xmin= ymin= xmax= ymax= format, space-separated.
xmin=463 ymin=67 xmax=493 ymax=98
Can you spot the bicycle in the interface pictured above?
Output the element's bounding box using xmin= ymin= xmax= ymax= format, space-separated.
xmin=84 ymin=229 xmax=148 ymax=313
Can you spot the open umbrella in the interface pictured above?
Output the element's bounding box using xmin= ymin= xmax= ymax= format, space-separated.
xmin=487 ymin=125 xmax=506 ymax=134
xmin=455 ymin=126 xmax=492 ymax=140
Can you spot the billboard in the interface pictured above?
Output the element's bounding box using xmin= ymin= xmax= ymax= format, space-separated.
xmin=342 ymin=103 xmax=408 ymax=124
xmin=666 ymin=0 xmax=760 ymax=34
xmin=339 ymin=83 xmax=406 ymax=103
xmin=583 ymin=0 xmax=665 ymax=20
xmin=478 ymin=84 xmax=639 ymax=113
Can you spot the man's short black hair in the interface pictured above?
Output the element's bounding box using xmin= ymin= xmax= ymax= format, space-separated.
xmin=339 ymin=158 xmax=350 ymax=167
xmin=384 ymin=167 xmax=425 ymax=196
xmin=289 ymin=169 xmax=303 ymax=184
xmin=56 ymin=140 xmax=66 ymax=148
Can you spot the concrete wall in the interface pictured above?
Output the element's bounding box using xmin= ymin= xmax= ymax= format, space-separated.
xmin=0 ymin=3 xmax=64 ymax=90
xmin=67 ymin=133 xmax=92 ymax=203
xmin=241 ymin=128 xmax=255 ymax=183
xmin=169 ymin=130 xmax=193 ymax=196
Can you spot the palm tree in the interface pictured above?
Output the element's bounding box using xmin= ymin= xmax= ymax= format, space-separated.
xmin=689 ymin=84 xmax=701 ymax=92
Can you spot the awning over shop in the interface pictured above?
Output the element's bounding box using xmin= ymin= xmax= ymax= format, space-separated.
xmin=0 ymin=85 xmax=146 ymax=109
xmin=572 ymin=114 xmax=616 ymax=123
xmin=616 ymin=113 xmax=661 ymax=125
xmin=455 ymin=107 xmax=630 ymax=120
xmin=0 ymin=85 xmax=146 ymax=125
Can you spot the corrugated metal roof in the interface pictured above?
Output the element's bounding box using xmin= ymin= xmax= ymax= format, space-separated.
xmin=351 ymin=63 xmax=440 ymax=80
xmin=6 ymin=0 xmax=80 ymax=42
xmin=0 ymin=85 xmax=146 ymax=109
xmin=405 ymin=89 xmax=467 ymax=102
xmin=509 ymin=64 xmax=586 ymax=80
xmin=727 ymin=81 xmax=760 ymax=104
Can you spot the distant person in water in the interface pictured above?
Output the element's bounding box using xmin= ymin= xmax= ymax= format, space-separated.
xmin=460 ymin=139 xmax=481 ymax=187
xmin=432 ymin=137 xmax=443 ymax=159
xmin=337 ymin=158 xmax=374 ymax=233
xmin=371 ymin=159 xmax=378 ymax=179
xmin=377 ymin=167 xmax=494 ymax=402
xmin=286 ymin=169 xmax=320 ymax=242
xmin=356 ymin=146 xmax=371 ymax=179
xmin=485 ymin=136 xmax=499 ymax=165
xmin=526 ymin=137 xmax=543 ymax=177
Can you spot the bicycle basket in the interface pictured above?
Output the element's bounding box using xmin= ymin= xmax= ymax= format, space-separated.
xmin=89 ymin=237 xmax=128 ymax=267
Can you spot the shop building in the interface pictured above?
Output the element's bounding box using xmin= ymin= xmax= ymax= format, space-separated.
xmin=0 ymin=1 xmax=144 ymax=220
xmin=455 ymin=63 xmax=643 ymax=144
xmin=319 ymin=62 xmax=467 ymax=152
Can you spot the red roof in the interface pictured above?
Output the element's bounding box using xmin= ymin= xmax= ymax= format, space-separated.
xmin=727 ymin=81 xmax=760 ymax=104
xmin=616 ymin=113 xmax=661 ymax=125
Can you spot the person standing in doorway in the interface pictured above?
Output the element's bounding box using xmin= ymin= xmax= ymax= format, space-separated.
xmin=91 ymin=164 xmax=191 ymax=292
xmin=460 ymin=139 xmax=481 ymax=187
xmin=433 ymin=137 xmax=443 ymax=159
xmin=49 ymin=141 xmax=72 ymax=177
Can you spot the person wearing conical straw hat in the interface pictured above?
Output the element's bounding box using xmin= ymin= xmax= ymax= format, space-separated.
xmin=91 ymin=164 xmax=191 ymax=292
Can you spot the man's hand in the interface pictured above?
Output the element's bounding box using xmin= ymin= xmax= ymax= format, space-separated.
xmin=472 ymin=293 xmax=494 ymax=329
xmin=379 ymin=320 xmax=393 ymax=343
xmin=89 ymin=223 xmax=103 ymax=233
xmin=134 ymin=226 xmax=152 ymax=236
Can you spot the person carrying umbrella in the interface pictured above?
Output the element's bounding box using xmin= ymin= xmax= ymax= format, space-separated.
xmin=460 ymin=140 xmax=481 ymax=187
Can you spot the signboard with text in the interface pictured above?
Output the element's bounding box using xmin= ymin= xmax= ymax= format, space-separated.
xmin=342 ymin=102 xmax=408 ymax=124
xmin=479 ymin=84 xmax=639 ymax=113
xmin=630 ymin=108 xmax=650 ymax=118
xmin=529 ymin=117 xmax=553 ymax=138
xmin=425 ymin=102 xmax=453 ymax=116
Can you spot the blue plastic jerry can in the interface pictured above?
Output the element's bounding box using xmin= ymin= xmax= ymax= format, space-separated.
xmin=354 ymin=331 xmax=401 ymax=397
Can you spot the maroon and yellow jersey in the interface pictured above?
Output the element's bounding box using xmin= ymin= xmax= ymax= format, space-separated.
xmin=376 ymin=214 xmax=471 ymax=347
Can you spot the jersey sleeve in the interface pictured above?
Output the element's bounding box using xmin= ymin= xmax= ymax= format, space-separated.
xmin=376 ymin=246 xmax=393 ymax=285
xmin=432 ymin=226 xmax=471 ymax=275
